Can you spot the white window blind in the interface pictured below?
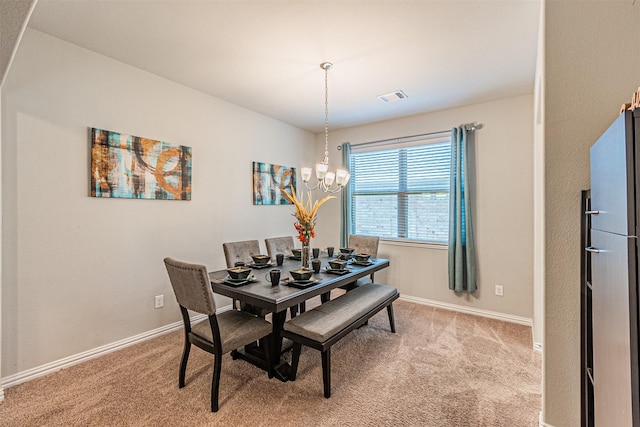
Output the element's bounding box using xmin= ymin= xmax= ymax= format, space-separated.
xmin=349 ymin=136 xmax=451 ymax=243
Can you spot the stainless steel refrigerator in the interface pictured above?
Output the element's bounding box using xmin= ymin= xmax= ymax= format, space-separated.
xmin=589 ymin=108 xmax=640 ymax=426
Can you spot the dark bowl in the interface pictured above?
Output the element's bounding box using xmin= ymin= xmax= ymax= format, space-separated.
xmin=291 ymin=248 xmax=302 ymax=257
xmin=339 ymin=247 xmax=354 ymax=254
xmin=328 ymin=259 xmax=348 ymax=270
xmin=290 ymin=268 xmax=313 ymax=281
xmin=251 ymin=254 xmax=270 ymax=265
xmin=226 ymin=267 xmax=251 ymax=280
xmin=354 ymin=253 xmax=371 ymax=263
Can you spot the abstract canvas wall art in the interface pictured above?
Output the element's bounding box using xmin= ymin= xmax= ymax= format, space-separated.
xmin=90 ymin=128 xmax=192 ymax=200
xmin=252 ymin=161 xmax=296 ymax=205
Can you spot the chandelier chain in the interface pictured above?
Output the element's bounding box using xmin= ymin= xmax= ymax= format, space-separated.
xmin=300 ymin=61 xmax=349 ymax=194
xmin=324 ymin=64 xmax=329 ymax=162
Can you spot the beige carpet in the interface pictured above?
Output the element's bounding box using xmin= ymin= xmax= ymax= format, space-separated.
xmin=0 ymin=299 xmax=541 ymax=426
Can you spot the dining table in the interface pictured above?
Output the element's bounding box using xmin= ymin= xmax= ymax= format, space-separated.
xmin=209 ymin=254 xmax=390 ymax=381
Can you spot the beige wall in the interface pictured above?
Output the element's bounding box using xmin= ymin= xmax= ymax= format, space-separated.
xmin=0 ymin=29 xmax=315 ymax=376
xmin=533 ymin=0 xmax=545 ymax=352
xmin=0 ymin=0 xmax=36 ymax=400
xmin=314 ymin=94 xmax=535 ymax=323
xmin=543 ymin=2 xmax=640 ymax=426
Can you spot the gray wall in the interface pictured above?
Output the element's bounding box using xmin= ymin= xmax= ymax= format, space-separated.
xmin=543 ymin=2 xmax=640 ymax=426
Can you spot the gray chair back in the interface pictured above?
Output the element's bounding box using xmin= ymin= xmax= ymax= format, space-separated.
xmin=348 ymin=235 xmax=380 ymax=257
xmin=223 ymin=240 xmax=261 ymax=267
xmin=164 ymin=257 xmax=216 ymax=316
xmin=265 ymin=236 xmax=295 ymax=259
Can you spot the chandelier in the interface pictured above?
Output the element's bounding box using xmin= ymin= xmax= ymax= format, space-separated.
xmin=301 ymin=62 xmax=350 ymax=193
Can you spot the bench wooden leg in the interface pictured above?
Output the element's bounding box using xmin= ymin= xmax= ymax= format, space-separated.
xmin=290 ymin=342 xmax=302 ymax=381
xmin=387 ymin=304 xmax=396 ymax=333
xmin=322 ymin=348 xmax=331 ymax=398
xmin=320 ymin=292 xmax=331 ymax=303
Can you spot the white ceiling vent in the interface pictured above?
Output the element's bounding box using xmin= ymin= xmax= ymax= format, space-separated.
xmin=378 ymin=90 xmax=408 ymax=103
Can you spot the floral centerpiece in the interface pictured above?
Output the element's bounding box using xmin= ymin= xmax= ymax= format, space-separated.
xmin=282 ymin=189 xmax=333 ymax=267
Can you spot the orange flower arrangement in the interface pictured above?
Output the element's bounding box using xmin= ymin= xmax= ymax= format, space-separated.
xmin=282 ymin=189 xmax=334 ymax=243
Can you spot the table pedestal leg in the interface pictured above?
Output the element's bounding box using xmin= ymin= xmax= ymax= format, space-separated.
xmin=271 ymin=310 xmax=290 ymax=382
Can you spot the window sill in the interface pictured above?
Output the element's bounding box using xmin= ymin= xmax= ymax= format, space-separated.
xmin=379 ymin=238 xmax=447 ymax=251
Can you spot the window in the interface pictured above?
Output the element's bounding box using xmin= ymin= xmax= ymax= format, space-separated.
xmin=349 ymin=136 xmax=450 ymax=244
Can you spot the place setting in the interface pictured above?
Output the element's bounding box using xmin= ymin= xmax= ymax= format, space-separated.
xmin=217 ymin=266 xmax=258 ymax=287
xmin=324 ymin=258 xmax=351 ymax=275
xmin=281 ymin=268 xmax=322 ymax=289
xmin=349 ymin=253 xmax=375 ymax=266
xmin=247 ymin=254 xmax=273 ymax=269
xmin=288 ymin=248 xmax=302 ymax=261
xmin=335 ymin=247 xmax=354 ymax=260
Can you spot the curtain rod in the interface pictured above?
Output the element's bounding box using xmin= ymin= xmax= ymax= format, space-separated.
xmin=342 ymin=122 xmax=483 ymax=150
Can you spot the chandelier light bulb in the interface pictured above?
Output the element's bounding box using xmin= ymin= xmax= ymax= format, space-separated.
xmin=301 ymin=167 xmax=312 ymax=183
xmin=336 ymin=169 xmax=350 ymax=186
xmin=324 ymin=171 xmax=336 ymax=186
xmin=315 ymin=163 xmax=328 ymax=179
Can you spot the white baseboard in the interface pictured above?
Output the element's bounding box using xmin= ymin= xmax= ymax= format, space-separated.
xmin=399 ymin=294 xmax=533 ymax=327
xmin=539 ymin=411 xmax=556 ymax=427
xmin=0 ymin=308 xmax=225 ymax=390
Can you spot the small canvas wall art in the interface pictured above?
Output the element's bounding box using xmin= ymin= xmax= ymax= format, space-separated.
xmin=90 ymin=128 xmax=192 ymax=200
xmin=252 ymin=161 xmax=297 ymax=205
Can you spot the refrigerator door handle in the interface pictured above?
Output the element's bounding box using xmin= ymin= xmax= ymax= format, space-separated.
xmin=585 ymin=210 xmax=600 ymax=215
xmin=585 ymin=247 xmax=601 ymax=253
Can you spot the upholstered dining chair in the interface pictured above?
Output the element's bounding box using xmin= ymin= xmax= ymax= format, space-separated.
xmin=223 ymin=240 xmax=261 ymax=268
xmin=222 ymin=240 xmax=269 ymax=316
xmin=163 ymin=257 xmax=273 ymax=412
xmin=264 ymin=236 xmax=295 ymax=259
xmin=349 ymin=234 xmax=380 ymax=259
xmin=264 ymin=236 xmax=305 ymax=317
xmin=339 ymin=234 xmax=381 ymax=291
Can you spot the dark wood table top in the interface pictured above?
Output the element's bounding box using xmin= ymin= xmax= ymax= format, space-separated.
xmin=209 ymin=256 xmax=390 ymax=313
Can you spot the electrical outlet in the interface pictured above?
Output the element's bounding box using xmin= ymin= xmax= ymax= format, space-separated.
xmin=155 ymin=294 xmax=164 ymax=309
xmin=495 ymin=285 xmax=504 ymax=297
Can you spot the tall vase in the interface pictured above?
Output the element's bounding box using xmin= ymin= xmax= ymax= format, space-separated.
xmin=302 ymin=241 xmax=311 ymax=269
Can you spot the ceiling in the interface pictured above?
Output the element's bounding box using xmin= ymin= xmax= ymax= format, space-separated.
xmin=26 ymin=1 xmax=541 ymax=133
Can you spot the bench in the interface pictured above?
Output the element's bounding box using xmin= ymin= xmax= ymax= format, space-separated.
xmin=281 ymin=283 xmax=399 ymax=397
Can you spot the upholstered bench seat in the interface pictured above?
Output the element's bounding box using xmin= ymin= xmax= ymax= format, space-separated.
xmin=284 ymin=283 xmax=397 ymax=342
xmin=282 ymin=283 xmax=399 ymax=398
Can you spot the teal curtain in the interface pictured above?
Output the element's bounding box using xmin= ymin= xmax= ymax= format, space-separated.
xmin=448 ymin=126 xmax=476 ymax=293
xmin=340 ymin=142 xmax=351 ymax=248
